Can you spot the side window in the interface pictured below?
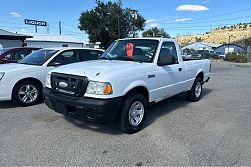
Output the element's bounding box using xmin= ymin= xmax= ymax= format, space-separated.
xmin=50 ymin=50 xmax=78 ymax=66
xmin=79 ymin=50 xmax=102 ymax=61
xmin=4 ymin=50 xmax=27 ymax=61
xmin=158 ymin=42 xmax=178 ymax=65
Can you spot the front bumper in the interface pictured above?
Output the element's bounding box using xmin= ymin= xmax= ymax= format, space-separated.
xmin=43 ymin=87 xmax=123 ymax=123
xmin=0 ymin=83 xmax=12 ymax=101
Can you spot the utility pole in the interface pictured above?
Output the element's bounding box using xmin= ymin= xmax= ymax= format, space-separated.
xmin=228 ymin=35 xmax=233 ymax=53
xmin=117 ymin=15 xmax=120 ymax=39
xmin=59 ymin=21 xmax=62 ymax=35
xmin=35 ymin=25 xmax=37 ymax=33
xmin=47 ymin=22 xmax=50 ymax=34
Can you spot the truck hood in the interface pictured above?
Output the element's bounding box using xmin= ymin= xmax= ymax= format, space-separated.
xmin=50 ymin=60 xmax=155 ymax=80
xmin=0 ymin=63 xmax=42 ymax=73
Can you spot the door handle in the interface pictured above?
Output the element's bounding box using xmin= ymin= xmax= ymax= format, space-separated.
xmin=179 ymin=68 xmax=182 ymax=71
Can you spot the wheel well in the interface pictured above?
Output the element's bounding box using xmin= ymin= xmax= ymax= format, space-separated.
xmin=124 ymin=86 xmax=149 ymax=102
xmin=197 ymin=72 xmax=204 ymax=81
xmin=12 ymin=78 xmax=43 ymax=98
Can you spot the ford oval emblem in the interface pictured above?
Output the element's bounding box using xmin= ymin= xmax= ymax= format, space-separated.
xmin=59 ymin=82 xmax=68 ymax=88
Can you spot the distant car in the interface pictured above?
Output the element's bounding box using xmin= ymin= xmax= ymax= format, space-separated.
xmin=0 ymin=47 xmax=40 ymax=64
xmin=182 ymin=53 xmax=192 ymax=59
xmin=0 ymin=47 xmax=104 ymax=106
xmin=191 ymin=53 xmax=202 ymax=59
xmin=218 ymin=54 xmax=226 ymax=59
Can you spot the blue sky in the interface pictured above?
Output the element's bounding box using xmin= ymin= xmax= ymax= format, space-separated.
xmin=0 ymin=0 xmax=251 ymax=43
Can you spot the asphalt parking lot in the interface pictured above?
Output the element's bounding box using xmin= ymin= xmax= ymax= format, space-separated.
xmin=0 ymin=61 xmax=250 ymax=166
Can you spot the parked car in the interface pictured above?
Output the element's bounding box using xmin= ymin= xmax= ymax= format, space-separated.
xmin=0 ymin=48 xmax=104 ymax=106
xmin=43 ymin=38 xmax=211 ymax=133
xmin=0 ymin=47 xmax=40 ymax=64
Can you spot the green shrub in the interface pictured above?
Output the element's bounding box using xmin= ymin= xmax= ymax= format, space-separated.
xmin=225 ymin=52 xmax=247 ymax=63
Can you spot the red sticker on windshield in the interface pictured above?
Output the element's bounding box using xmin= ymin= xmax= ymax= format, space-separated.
xmin=126 ymin=43 xmax=134 ymax=57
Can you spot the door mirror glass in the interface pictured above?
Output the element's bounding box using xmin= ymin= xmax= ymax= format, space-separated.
xmin=157 ymin=55 xmax=174 ymax=66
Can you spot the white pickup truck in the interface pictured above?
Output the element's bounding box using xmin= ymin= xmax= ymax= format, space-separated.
xmin=43 ymin=38 xmax=211 ymax=133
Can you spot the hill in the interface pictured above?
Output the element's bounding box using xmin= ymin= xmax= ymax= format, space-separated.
xmin=176 ymin=23 xmax=251 ymax=48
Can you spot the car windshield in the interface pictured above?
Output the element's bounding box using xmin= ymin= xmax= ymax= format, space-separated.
xmin=0 ymin=48 xmax=11 ymax=55
xmin=100 ymin=39 xmax=159 ymax=63
xmin=19 ymin=49 xmax=58 ymax=66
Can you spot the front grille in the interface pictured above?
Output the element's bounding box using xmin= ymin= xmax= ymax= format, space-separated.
xmin=51 ymin=72 xmax=89 ymax=97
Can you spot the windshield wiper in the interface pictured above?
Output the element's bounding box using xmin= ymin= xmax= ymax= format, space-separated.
xmin=116 ymin=57 xmax=142 ymax=63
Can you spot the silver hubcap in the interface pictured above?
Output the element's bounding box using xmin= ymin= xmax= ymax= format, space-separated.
xmin=129 ymin=101 xmax=144 ymax=126
xmin=18 ymin=84 xmax=38 ymax=103
xmin=195 ymin=82 xmax=202 ymax=98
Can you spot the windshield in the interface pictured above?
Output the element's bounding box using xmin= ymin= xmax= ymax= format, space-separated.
xmin=0 ymin=48 xmax=11 ymax=55
xmin=100 ymin=39 xmax=159 ymax=63
xmin=19 ymin=49 xmax=58 ymax=66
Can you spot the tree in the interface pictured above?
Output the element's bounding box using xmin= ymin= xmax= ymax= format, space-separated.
xmin=78 ymin=0 xmax=146 ymax=47
xmin=142 ymin=27 xmax=170 ymax=38
xmin=195 ymin=37 xmax=203 ymax=42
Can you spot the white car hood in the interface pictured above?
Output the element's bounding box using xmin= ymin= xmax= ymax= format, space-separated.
xmin=0 ymin=63 xmax=42 ymax=73
xmin=50 ymin=60 xmax=155 ymax=80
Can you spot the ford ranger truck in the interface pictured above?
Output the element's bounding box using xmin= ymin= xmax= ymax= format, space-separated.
xmin=43 ymin=38 xmax=211 ymax=134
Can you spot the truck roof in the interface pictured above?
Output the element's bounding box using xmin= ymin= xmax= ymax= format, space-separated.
xmin=118 ymin=37 xmax=177 ymax=42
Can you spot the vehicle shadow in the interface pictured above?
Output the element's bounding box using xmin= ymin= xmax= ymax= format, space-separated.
xmin=0 ymin=101 xmax=18 ymax=109
xmin=64 ymin=88 xmax=213 ymax=135
xmin=144 ymin=88 xmax=212 ymax=129
xmin=63 ymin=116 xmax=123 ymax=135
xmin=0 ymin=100 xmax=44 ymax=109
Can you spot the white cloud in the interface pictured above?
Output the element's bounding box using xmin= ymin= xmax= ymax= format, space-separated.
xmin=176 ymin=5 xmax=209 ymax=11
xmin=10 ymin=12 xmax=22 ymax=17
xmin=175 ymin=18 xmax=193 ymax=22
xmin=146 ymin=19 xmax=159 ymax=27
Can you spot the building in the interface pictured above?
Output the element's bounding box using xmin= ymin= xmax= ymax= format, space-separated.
xmin=214 ymin=44 xmax=246 ymax=55
xmin=25 ymin=34 xmax=84 ymax=48
xmin=0 ymin=29 xmax=32 ymax=48
xmin=182 ymin=42 xmax=222 ymax=51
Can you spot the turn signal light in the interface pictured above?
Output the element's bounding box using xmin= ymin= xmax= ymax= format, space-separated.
xmin=104 ymin=85 xmax=113 ymax=94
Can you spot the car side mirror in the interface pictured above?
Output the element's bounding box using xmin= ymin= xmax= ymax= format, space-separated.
xmin=48 ymin=62 xmax=61 ymax=67
xmin=157 ymin=56 xmax=174 ymax=66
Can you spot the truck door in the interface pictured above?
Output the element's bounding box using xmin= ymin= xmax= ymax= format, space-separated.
xmin=155 ymin=41 xmax=186 ymax=101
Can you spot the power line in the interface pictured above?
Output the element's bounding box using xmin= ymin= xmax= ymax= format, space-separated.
xmin=159 ymin=14 xmax=251 ymax=25
xmin=180 ymin=7 xmax=251 ymax=22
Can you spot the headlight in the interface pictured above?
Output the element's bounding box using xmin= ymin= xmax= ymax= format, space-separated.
xmin=86 ymin=81 xmax=113 ymax=95
xmin=0 ymin=72 xmax=5 ymax=81
xmin=45 ymin=74 xmax=51 ymax=88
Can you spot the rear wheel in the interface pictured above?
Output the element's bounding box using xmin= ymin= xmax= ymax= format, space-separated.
xmin=186 ymin=77 xmax=203 ymax=102
xmin=13 ymin=81 xmax=42 ymax=106
xmin=119 ymin=93 xmax=147 ymax=134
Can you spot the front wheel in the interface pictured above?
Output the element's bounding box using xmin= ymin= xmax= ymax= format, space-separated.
xmin=119 ymin=93 xmax=147 ymax=134
xmin=13 ymin=81 xmax=42 ymax=106
xmin=186 ymin=77 xmax=203 ymax=102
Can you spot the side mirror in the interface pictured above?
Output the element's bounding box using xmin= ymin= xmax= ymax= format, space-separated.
xmin=157 ymin=56 xmax=174 ymax=66
xmin=48 ymin=62 xmax=61 ymax=67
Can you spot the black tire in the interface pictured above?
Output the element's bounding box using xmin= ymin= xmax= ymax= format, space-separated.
xmin=186 ymin=77 xmax=203 ymax=102
xmin=13 ymin=80 xmax=42 ymax=107
xmin=119 ymin=93 xmax=147 ymax=134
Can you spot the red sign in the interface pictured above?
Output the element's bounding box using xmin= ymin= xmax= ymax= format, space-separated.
xmin=126 ymin=43 xmax=134 ymax=57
